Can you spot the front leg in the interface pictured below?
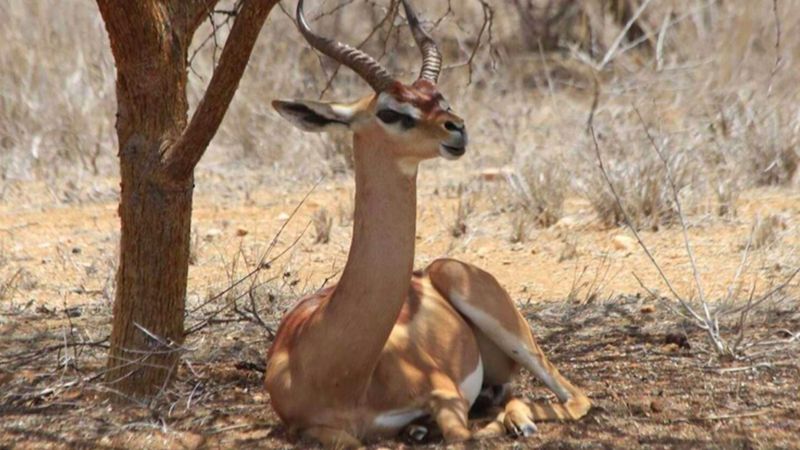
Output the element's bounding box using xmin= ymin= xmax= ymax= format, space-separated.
xmin=429 ymin=389 xmax=471 ymax=443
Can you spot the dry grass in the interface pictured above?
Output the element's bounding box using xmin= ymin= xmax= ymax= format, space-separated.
xmin=1 ymin=1 xmax=797 ymax=204
xmin=312 ymin=207 xmax=333 ymax=244
xmin=2 ymin=293 xmax=798 ymax=448
xmin=450 ymin=184 xmax=476 ymax=238
xmin=508 ymin=155 xmax=567 ymax=229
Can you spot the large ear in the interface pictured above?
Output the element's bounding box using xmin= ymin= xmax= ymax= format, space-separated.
xmin=272 ymin=99 xmax=357 ymax=132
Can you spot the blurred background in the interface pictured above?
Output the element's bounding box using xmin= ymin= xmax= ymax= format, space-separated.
xmin=1 ymin=0 xmax=796 ymax=218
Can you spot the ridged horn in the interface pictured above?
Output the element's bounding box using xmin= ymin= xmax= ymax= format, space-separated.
xmin=401 ymin=0 xmax=442 ymax=84
xmin=296 ymin=0 xmax=395 ymax=92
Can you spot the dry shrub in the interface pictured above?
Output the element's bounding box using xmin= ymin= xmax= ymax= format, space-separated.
xmin=509 ymin=209 xmax=530 ymax=243
xmin=750 ymin=214 xmax=787 ymax=251
xmin=0 ymin=0 xmax=115 ymax=181
xmin=580 ymin=129 xmax=695 ymax=231
xmin=709 ymin=97 xmax=799 ymax=189
xmin=337 ymin=190 xmax=355 ymax=227
xmin=713 ymin=177 xmax=741 ymax=218
xmin=508 ymin=155 xmax=566 ymax=229
xmin=743 ymin=119 xmax=799 ymax=187
xmin=313 ymin=208 xmax=333 ymax=244
xmin=1 ymin=0 xmax=798 ymax=222
xmin=509 ymin=0 xmax=652 ymax=55
xmin=451 ymin=184 xmax=476 ymax=238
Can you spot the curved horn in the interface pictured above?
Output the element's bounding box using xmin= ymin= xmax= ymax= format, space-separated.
xmin=401 ymin=0 xmax=442 ymax=84
xmin=297 ymin=0 xmax=395 ymax=92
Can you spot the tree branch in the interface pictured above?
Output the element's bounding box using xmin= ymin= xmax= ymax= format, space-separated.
xmin=162 ymin=0 xmax=280 ymax=181
xmin=177 ymin=0 xmax=223 ymax=37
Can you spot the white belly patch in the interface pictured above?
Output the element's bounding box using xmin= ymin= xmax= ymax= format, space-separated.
xmin=461 ymin=356 xmax=484 ymax=407
xmin=372 ymin=408 xmax=426 ymax=430
xmin=372 ymin=357 xmax=484 ymax=431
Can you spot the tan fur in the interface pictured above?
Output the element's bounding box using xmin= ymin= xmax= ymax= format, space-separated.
xmin=266 ymin=78 xmax=590 ymax=450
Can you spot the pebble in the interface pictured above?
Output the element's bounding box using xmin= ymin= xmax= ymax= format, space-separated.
xmin=612 ymin=234 xmax=636 ymax=252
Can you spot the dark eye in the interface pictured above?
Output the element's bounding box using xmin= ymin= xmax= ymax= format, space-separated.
xmin=377 ymin=109 xmax=416 ymax=128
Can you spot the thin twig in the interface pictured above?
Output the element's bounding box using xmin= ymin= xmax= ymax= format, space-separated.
xmin=599 ymin=0 xmax=656 ymax=69
xmin=590 ymin=127 xmax=703 ymax=323
xmin=465 ymin=0 xmax=494 ymax=86
xmin=767 ymin=0 xmax=782 ymax=97
xmin=187 ymin=179 xmax=321 ymax=317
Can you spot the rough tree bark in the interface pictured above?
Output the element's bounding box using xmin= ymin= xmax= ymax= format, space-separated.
xmin=96 ymin=0 xmax=280 ymax=400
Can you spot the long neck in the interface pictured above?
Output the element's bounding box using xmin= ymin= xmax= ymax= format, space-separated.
xmin=317 ymin=134 xmax=419 ymax=391
xmin=331 ymin=135 xmax=418 ymax=326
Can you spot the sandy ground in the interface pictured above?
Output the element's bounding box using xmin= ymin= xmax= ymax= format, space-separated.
xmin=0 ymin=175 xmax=798 ymax=449
xmin=1 ymin=175 xmax=797 ymax=309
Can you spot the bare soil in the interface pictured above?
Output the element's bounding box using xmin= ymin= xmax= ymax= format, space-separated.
xmin=1 ymin=178 xmax=798 ymax=449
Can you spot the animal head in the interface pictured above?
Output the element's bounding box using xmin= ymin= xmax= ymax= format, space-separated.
xmin=273 ymin=0 xmax=468 ymax=161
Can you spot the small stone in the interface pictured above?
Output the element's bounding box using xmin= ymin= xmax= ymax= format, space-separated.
xmin=236 ymin=228 xmax=248 ymax=237
xmin=662 ymin=343 xmax=680 ymax=353
xmin=612 ymin=234 xmax=636 ymax=252
xmin=640 ymin=304 xmax=656 ymax=314
xmin=204 ymin=228 xmax=222 ymax=242
xmin=628 ymin=401 xmax=648 ymax=416
xmin=277 ymin=212 xmax=290 ymax=221
xmin=664 ymin=332 xmax=691 ymax=349
xmin=650 ymin=398 xmax=667 ymax=413
xmin=554 ymin=216 xmax=579 ymax=229
xmin=475 ymin=166 xmax=512 ymax=182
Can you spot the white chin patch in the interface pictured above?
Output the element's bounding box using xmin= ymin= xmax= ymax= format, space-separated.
xmin=396 ymin=158 xmax=420 ymax=177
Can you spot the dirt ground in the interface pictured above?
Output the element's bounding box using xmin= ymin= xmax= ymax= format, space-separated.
xmin=1 ymin=175 xmax=798 ymax=449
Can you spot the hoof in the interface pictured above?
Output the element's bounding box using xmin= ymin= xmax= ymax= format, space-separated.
xmin=519 ymin=423 xmax=538 ymax=437
xmin=406 ymin=425 xmax=428 ymax=443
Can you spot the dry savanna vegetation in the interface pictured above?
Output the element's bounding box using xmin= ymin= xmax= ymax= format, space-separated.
xmin=1 ymin=0 xmax=799 ymax=448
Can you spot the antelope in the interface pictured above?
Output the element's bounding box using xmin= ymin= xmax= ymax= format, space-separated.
xmin=265 ymin=1 xmax=591 ymax=447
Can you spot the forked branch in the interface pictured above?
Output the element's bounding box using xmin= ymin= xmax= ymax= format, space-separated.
xmin=162 ymin=0 xmax=281 ymax=181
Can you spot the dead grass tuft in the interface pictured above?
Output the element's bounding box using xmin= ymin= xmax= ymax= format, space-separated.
xmin=508 ymin=155 xmax=567 ymax=229
xmin=312 ymin=208 xmax=333 ymax=244
xmin=581 ymin=131 xmax=695 ymax=230
xmin=750 ymin=213 xmax=787 ymax=251
xmin=451 ymin=184 xmax=476 ymax=238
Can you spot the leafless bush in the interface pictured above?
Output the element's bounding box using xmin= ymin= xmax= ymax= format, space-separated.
xmin=566 ymin=252 xmax=614 ymax=304
xmin=508 ymin=208 xmax=530 ymax=243
xmin=0 ymin=0 xmax=116 ymax=181
xmin=581 ymin=130 xmax=695 ymax=231
xmin=0 ymin=269 xmax=22 ymax=302
xmin=508 ymin=155 xmax=566 ymax=229
xmin=313 ymin=208 xmax=333 ymax=244
xmin=337 ymin=190 xmax=355 ymax=226
xmin=750 ymin=214 xmax=787 ymax=251
xmin=715 ymin=99 xmax=799 ymax=188
xmin=592 ymin=120 xmax=799 ymax=359
xmin=451 ymin=184 xmax=475 ymax=238
xmin=713 ymin=177 xmax=741 ymax=218
xmin=510 ymin=0 xmax=651 ymax=56
xmin=746 ymin=132 xmax=799 ymax=187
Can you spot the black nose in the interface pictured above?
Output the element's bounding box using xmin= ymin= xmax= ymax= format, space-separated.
xmin=444 ymin=121 xmax=465 ymax=133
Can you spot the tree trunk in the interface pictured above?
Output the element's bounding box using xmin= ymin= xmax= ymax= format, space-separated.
xmin=97 ymin=0 xmax=279 ymax=401
xmin=107 ymin=141 xmax=194 ymax=399
xmin=97 ymin=1 xmax=193 ymax=399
